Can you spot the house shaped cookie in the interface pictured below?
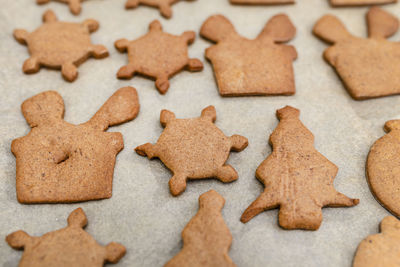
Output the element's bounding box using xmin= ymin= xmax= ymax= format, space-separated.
xmin=200 ymin=14 xmax=297 ymax=96
xmin=314 ymin=7 xmax=400 ymax=100
xmin=11 ymin=87 xmax=140 ymax=203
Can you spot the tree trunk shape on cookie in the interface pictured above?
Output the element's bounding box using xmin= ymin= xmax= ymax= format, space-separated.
xmin=241 ymin=106 xmax=359 ymax=230
xmin=165 ymin=190 xmax=236 ymax=267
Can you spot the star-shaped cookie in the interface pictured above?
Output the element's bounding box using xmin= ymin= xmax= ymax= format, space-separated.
xmin=14 ymin=10 xmax=108 ymax=82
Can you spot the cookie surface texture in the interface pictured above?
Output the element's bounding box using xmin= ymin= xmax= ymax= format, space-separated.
xmin=125 ymin=0 xmax=195 ymax=18
xmin=13 ymin=10 xmax=108 ymax=82
xmin=313 ymin=7 xmax=400 ymax=100
xmin=135 ymin=106 xmax=248 ymax=196
xmin=36 ymin=0 xmax=84 ymax=15
xmin=6 ymin=208 xmax=126 ymax=267
xmin=367 ymin=119 xmax=400 ymax=217
xmin=241 ymin=106 xmax=359 ymax=230
xmin=165 ymin=190 xmax=236 ymax=267
xmin=11 ymin=87 xmax=140 ymax=203
xmin=353 ymin=216 xmax=400 ymax=267
xmin=200 ymin=14 xmax=297 ymax=96
xmin=330 ymin=0 xmax=396 ymax=6
xmin=230 ymin=0 xmax=294 ymax=4
xmin=115 ymin=20 xmax=203 ymax=94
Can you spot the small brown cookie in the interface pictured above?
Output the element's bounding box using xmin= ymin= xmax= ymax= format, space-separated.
xmin=313 ymin=7 xmax=400 ymax=100
xmin=135 ymin=106 xmax=248 ymax=196
xmin=241 ymin=106 xmax=359 ymax=230
xmin=230 ymin=0 xmax=294 ymax=4
xmin=353 ymin=216 xmax=400 ymax=267
xmin=115 ymin=20 xmax=203 ymax=94
xmin=36 ymin=0 xmax=84 ymax=15
xmin=12 ymin=87 xmax=140 ymax=203
xmin=330 ymin=0 xmax=396 ymax=6
xmin=14 ymin=10 xmax=108 ymax=82
xmin=125 ymin=0 xmax=196 ymax=19
xmin=6 ymin=208 xmax=126 ymax=267
xmin=200 ymin=14 xmax=297 ymax=96
xmin=165 ymin=190 xmax=236 ymax=267
xmin=366 ymin=119 xmax=400 ymax=217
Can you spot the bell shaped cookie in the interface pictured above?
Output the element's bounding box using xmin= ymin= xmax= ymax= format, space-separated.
xmin=165 ymin=190 xmax=236 ymax=267
xmin=125 ymin=0 xmax=197 ymax=19
xmin=241 ymin=106 xmax=359 ymax=230
xmin=200 ymin=14 xmax=297 ymax=96
xmin=14 ymin=10 xmax=108 ymax=82
xmin=135 ymin=106 xmax=248 ymax=196
xmin=353 ymin=216 xmax=400 ymax=267
xmin=12 ymin=87 xmax=140 ymax=203
xmin=115 ymin=20 xmax=203 ymax=94
xmin=6 ymin=208 xmax=126 ymax=267
xmin=36 ymin=0 xmax=85 ymax=15
xmin=314 ymin=7 xmax=400 ymax=100
xmin=367 ymin=119 xmax=400 ymax=217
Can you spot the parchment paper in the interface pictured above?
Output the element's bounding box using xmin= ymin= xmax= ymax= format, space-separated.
xmin=1 ymin=0 xmax=400 ymax=266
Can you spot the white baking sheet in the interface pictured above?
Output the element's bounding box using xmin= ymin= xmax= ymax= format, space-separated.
xmin=1 ymin=0 xmax=400 ymax=266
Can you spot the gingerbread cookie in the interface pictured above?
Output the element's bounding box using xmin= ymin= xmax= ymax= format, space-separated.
xmin=330 ymin=0 xmax=396 ymax=6
xmin=200 ymin=14 xmax=297 ymax=96
xmin=366 ymin=119 xmax=400 ymax=217
xmin=6 ymin=208 xmax=126 ymax=267
xmin=135 ymin=106 xmax=248 ymax=196
xmin=313 ymin=7 xmax=400 ymax=100
xmin=125 ymin=0 xmax=196 ymax=19
xmin=165 ymin=190 xmax=236 ymax=267
xmin=36 ymin=0 xmax=84 ymax=15
xmin=353 ymin=216 xmax=400 ymax=267
xmin=241 ymin=106 xmax=359 ymax=230
xmin=12 ymin=87 xmax=139 ymax=203
xmin=230 ymin=0 xmax=294 ymax=4
xmin=115 ymin=20 xmax=203 ymax=94
xmin=14 ymin=10 xmax=108 ymax=82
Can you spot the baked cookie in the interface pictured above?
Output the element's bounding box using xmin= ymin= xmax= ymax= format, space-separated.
xmin=125 ymin=0 xmax=196 ymax=19
xmin=135 ymin=106 xmax=248 ymax=196
xmin=367 ymin=119 xmax=400 ymax=217
xmin=115 ymin=20 xmax=203 ymax=94
xmin=165 ymin=190 xmax=236 ymax=267
xmin=230 ymin=0 xmax=294 ymax=4
xmin=6 ymin=208 xmax=126 ymax=267
xmin=200 ymin=14 xmax=297 ymax=96
xmin=241 ymin=106 xmax=359 ymax=230
xmin=12 ymin=87 xmax=140 ymax=203
xmin=36 ymin=0 xmax=84 ymax=15
xmin=330 ymin=0 xmax=396 ymax=6
xmin=353 ymin=216 xmax=400 ymax=267
xmin=14 ymin=10 xmax=108 ymax=82
xmin=313 ymin=7 xmax=400 ymax=100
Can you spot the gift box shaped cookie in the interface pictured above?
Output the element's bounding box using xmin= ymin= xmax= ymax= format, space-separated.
xmin=11 ymin=87 xmax=140 ymax=203
xmin=314 ymin=7 xmax=400 ymax=100
xmin=200 ymin=14 xmax=297 ymax=96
